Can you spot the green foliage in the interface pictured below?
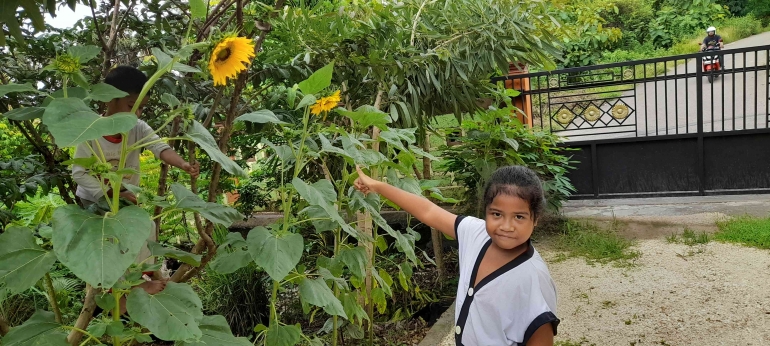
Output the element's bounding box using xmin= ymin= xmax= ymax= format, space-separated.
xmin=247 ymin=226 xmax=304 ymax=282
xmin=554 ymin=220 xmax=640 ymax=266
xmin=440 ymin=106 xmax=576 ymax=216
xmin=1 ymin=310 xmax=69 ymax=346
xmin=667 ymin=228 xmax=711 ymax=246
xmin=52 ymin=205 xmax=152 ymax=288
xmin=715 ymin=216 xmax=770 ymax=249
xmin=554 ymin=1 xmax=624 ymax=67
xmin=0 ymin=227 xmax=57 ymax=300
xmin=0 ymin=156 xmax=54 ymax=226
xmin=169 ymin=183 xmax=244 ymax=227
xmin=125 ymin=282 xmax=204 ymax=341
xmin=178 ymin=315 xmax=252 ymax=346
xmin=648 ymin=0 xmax=728 ymax=48
xmin=42 ymin=98 xmax=138 ymax=147
xmin=194 ymin=263 xmax=269 ymax=337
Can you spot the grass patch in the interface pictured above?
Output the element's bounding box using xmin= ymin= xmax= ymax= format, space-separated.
xmin=715 ymin=216 xmax=770 ymax=249
xmin=552 ymin=220 xmax=640 ymax=266
xmin=666 ymin=228 xmax=710 ymax=246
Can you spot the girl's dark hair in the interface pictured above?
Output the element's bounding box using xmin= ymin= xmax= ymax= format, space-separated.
xmin=482 ymin=165 xmax=545 ymax=220
xmin=104 ymin=65 xmax=147 ymax=95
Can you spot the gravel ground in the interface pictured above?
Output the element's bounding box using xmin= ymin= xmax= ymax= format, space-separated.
xmin=438 ymin=239 xmax=770 ymax=346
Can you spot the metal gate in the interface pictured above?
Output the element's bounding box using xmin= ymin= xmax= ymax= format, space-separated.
xmin=492 ymin=44 xmax=770 ymax=198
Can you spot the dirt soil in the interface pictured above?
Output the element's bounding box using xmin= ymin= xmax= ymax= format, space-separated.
xmin=438 ymin=229 xmax=770 ymax=346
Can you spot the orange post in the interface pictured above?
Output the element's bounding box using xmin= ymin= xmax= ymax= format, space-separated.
xmin=504 ymin=62 xmax=533 ymax=128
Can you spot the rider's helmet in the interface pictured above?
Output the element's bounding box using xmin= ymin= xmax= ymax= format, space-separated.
xmin=707 ymin=26 xmax=716 ymax=35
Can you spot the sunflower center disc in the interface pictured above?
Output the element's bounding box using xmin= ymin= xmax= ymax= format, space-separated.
xmin=217 ymin=48 xmax=232 ymax=61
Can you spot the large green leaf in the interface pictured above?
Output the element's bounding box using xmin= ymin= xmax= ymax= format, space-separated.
xmin=42 ymin=98 xmax=137 ymax=147
xmin=2 ymin=107 xmax=45 ymax=121
xmin=0 ymin=83 xmax=40 ymax=97
xmin=126 ymin=282 xmax=203 ymax=341
xmin=209 ymin=233 xmax=252 ymax=274
xmin=341 ymin=134 xmax=385 ymax=166
xmin=147 ymin=242 xmax=201 ymax=266
xmin=298 ymin=63 xmax=334 ymax=95
xmin=338 ymin=245 xmax=367 ymax=280
xmin=351 ymin=193 xmax=418 ymax=264
xmin=170 ymin=183 xmax=244 ymax=227
xmin=298 ymin=278 xmax=347 ymax=318
xmin=300 ymin=205 xmax=337 ymax=233
xmin=184 ymin=120 xmax=246 ymax=177
xmin=339 ymin=292 xmax=369 ymax=324
xmin=235 ymin=110 xmax=287 ymax=124
xmin=19 ymin=0 xmax=45 ymax=31
xmin=188 ymin=0 xmax=207 ymax=19
xmin=318 ymin=133 xmax=350 ymax=158
xmin=337 ymin=105 xmax=392 ymax=129
xmin=372 ymin=268 xmax=394 ymax=297
xmin=292 ymin=178 xmax=371 ymax=241
xmin=265 ymin=324 xmax=301 ymax=346
xmin=88 ymin=83 xmax=129 ymax=102
xmin=246 ymin=226 xmax=303 ymax=281
xmin=52 ymin=205 xmax=152 ymax=288
xmin=2 ymin=310 xmax=68 ymax=346
xmin=67 ymin=45 xmax=101 ymax=63
xmin=172 ymin=62 xmax=201 ymax=74
xmin=176 ymin=315 xmax=251 ymax=346
xmin=41 ymin=88 xmax=88 ymax=107
xmin=0 ymin=227 xmax=57 ymax=299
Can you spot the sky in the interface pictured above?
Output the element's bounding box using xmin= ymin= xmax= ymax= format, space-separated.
xmin=44 ymin=5 xmax=92 ymax=29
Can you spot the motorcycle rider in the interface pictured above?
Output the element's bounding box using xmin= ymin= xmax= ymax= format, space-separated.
xmin=701 ymin=26 xmax=724 ymax=51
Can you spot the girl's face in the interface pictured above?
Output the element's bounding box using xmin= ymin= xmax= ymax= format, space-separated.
xmin=485 ymin=194 xmax=536 ymax=250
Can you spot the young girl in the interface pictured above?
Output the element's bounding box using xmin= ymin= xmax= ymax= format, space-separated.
xmin=355 ymin=165 xmax=559 ymax=346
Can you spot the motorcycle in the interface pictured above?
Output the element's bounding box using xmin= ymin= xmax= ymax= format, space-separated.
xmin=699 ymin=43 xmax=721 ymax=83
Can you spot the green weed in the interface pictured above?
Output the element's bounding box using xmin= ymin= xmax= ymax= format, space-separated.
xmin=715 ymin=216 xmax=770 ymax=249
xmin=554 ymin=220 xmax=641 ymax=266
xmin=667 ymin=228 xmax=710 ymax=246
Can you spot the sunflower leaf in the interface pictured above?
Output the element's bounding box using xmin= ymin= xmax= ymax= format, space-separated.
xmin=184 ymin=120 xmax=247 ymax=178
xmin=235 ymin=109 xmax=286 ymax=124
xmin=189 ymin=0 xmax=206 ymax=19
xmin=298 ymin=63 xmax=333 ymax=95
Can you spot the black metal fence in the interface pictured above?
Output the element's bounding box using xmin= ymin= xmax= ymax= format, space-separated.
xmin=492 ymin=44 xmax=770 ymax=198
xmin=493 ymin=44 xmax=770 ymax=142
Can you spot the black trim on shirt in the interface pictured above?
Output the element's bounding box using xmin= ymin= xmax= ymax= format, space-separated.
xmin=522 ymin=311 xmax=560 ymax=345
xmin=454 ymin=215 xmax=467 ymax=243
xmin=455 ymin=239 xmax=535 ymax=346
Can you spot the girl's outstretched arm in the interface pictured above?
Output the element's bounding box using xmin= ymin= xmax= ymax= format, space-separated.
xmin=355 ymin=165 xmax=457 ymax=238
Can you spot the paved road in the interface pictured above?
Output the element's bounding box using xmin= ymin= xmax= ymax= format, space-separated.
xmin=559 ymin=31 xmax=770 ymax=142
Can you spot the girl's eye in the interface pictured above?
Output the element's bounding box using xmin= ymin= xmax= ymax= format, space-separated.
xmin=493 ymin=212 xmax=502 ymax=217
xmin=515 ymin=215 xmax=525 ymax=220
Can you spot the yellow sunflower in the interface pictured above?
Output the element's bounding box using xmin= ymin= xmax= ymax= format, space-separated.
xmin=310 ymin=90 xmax=341 ymax=116
xmin=208 ymin=36 xmax=256 ymax=86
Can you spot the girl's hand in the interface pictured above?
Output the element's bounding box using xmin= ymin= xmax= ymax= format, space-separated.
xmin=355 ymin=165 xmax=380 ymax=195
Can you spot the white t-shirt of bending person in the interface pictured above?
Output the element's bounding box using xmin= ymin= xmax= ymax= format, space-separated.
xmin=453 ymin=215 xmax=559 ymax=346
xmin=72 ymin=119 xmax=171 ymax=203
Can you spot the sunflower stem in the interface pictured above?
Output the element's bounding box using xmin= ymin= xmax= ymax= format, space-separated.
xmin=62 ymin=76 xmax=69 ymax=98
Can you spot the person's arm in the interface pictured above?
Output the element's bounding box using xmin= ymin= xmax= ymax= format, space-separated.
xmin=355 ymin=166 xmax=457 ymax=238
xmin=136 ymin=120 xmax=199 ymax=178
xmin=526 ymin=323 xmax=554 ymax=346
xmin=159 ymin=149 xmax=200 ymax=179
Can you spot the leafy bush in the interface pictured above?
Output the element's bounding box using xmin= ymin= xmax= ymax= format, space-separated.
xmin=554 ymin=1 xmax=624 ymax=67
xmin=649 ymin=0 xmax=728 ymax=48
xmin=194 ymin=264 xmax=270 ymax=337
xmin=601 ymin=0 xmax=655 ymax=45
xmin=440 ymin=105 xmax=576 ymax=217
